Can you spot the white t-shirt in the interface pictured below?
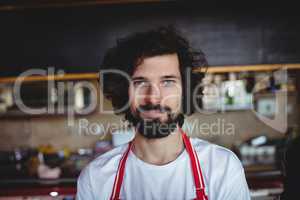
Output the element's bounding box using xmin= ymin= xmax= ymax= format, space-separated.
xmin=76 ymin=138 xmax=251 ymax=200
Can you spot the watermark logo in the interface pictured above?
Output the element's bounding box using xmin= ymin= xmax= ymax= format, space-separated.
xmin=1 ymin=67 xmax=289 ymax=135
xmin=251 ymin=68 xmax=288 ymax=133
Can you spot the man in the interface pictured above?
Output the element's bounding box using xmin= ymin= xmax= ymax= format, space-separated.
xmin=76 ymin=27 xmax=251 ymax=200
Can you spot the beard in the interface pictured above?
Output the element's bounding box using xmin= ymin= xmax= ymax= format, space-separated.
xmin=125 ymin=104 xmax=185 ymax=139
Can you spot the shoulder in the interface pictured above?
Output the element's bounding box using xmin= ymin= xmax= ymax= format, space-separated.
xmin=78 ymin=143 xmax=129 ymax=186
xmin=190 ymin=137 xmax=244 ymax=172
xmin=190 ymin=138 xmax=251 ymax=199
xmin=76 ymin=144 xmax=129 ymax=199
xmin=87 ymin=143 xmax=128 ymax=174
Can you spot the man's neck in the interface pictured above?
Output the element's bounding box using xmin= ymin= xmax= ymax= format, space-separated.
xmin=132 ymin=128 xmax=184 ymax=166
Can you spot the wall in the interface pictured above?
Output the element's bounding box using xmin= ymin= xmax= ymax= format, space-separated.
xmin=0 ymin=109 xmax=286 ymax=151
xmin=0 ymin=2 xmax=300 ymax=76
xmin=0 ymin=81 xmax=289 ymax=151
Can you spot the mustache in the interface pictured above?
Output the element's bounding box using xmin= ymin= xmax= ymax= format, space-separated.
xmin=138 ymin=104 xmax=172 ymax=113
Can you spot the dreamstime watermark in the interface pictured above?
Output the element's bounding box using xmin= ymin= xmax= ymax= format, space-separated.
xmin=77 ymin=118 xmax=131 ymax=138
xmin=6 ymin=66 xmax=288 ymax=134
xmin=13 ymin=68 xmax=98 ymax=126
xmin=76 ymin=117 xmax=235 ymax=138
xmin=184 ymin=118 xmax=235 ymax=137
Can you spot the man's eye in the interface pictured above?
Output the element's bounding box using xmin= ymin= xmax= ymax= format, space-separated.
xmin=133 ymin=81 xmax=149 ymax=87
xmin=161 ymin=80 xmax=176 ymax=87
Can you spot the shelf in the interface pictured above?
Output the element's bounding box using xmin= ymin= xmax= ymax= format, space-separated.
xmin=194 ymin=63 xmax=300 ymax=73
xmin=0 ymin=63 xmax=300 ymax=83
xmin=0 ymin=73 xmax=99 ymax=84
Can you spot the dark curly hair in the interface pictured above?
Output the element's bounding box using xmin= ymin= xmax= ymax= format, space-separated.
xmin=100 ymin=26 xmax=208 ymax=116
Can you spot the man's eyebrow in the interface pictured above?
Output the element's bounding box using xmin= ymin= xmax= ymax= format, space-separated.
xmin=131 ymin=76 xmax=147 ymax=81
xmin=131 ymin=75 xmax=180 ymax=81
xmin=161 ymin=75 xmax=180 ymax=80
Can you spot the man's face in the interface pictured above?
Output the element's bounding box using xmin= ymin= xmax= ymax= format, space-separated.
xmin=127 ymin=53 xmax=183 ymax=138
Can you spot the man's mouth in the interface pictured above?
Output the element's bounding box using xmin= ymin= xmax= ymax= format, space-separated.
xmin=140 ymin=109 xmax=165 ymax=118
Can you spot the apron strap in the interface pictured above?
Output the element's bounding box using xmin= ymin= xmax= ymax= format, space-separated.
xmin=179 ymin=128 xmax=208 ymax=200
xmin=110 ymin=128 xmax=208 ymax=200
xmin=110 ymin=142 xmax=133 ymax=200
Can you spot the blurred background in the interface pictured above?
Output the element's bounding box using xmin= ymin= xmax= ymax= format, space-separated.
xmin=0 ymin=0 xmax=300 ymax=199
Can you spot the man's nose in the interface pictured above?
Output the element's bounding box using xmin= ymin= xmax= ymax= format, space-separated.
xmin=144 ymin=83 xmax=161 ymax=104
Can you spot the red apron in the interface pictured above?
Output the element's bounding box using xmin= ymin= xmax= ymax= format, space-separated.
xmin=110 ymin=128 xmax=208 ymax=200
